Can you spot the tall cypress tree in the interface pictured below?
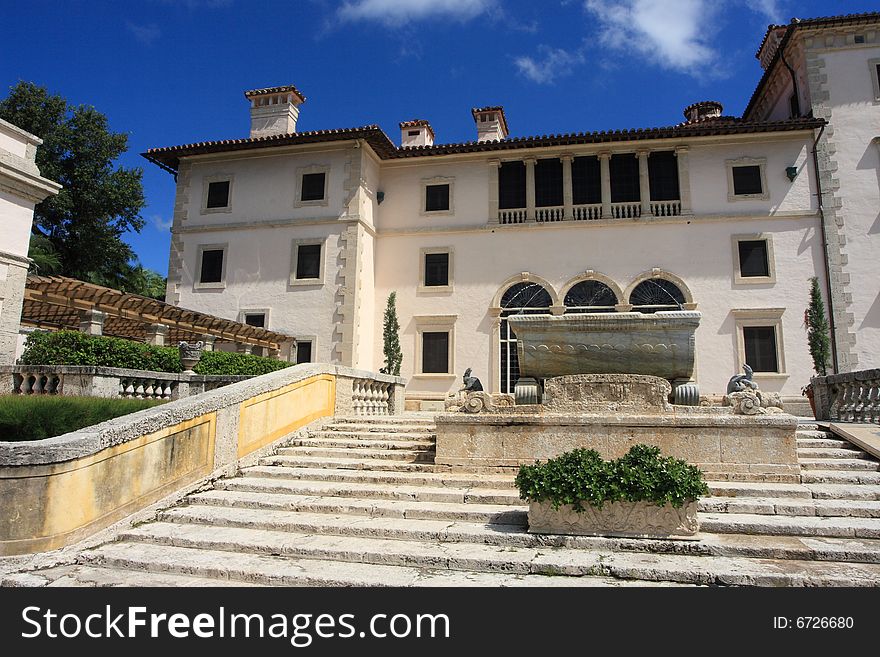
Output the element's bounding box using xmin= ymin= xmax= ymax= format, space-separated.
xmin=382 ymin=292 xmax=402 ymax=376
xmin=805 ymin=277 xmax=831 ymax=376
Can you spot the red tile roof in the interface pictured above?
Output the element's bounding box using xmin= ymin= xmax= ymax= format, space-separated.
xmin=244 ymin=84 xmax=306 ymax=103
xmin=471 ymin=106 xmax=509 ymax=136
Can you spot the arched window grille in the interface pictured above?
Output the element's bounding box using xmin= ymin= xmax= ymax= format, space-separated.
xmin=563 ymin=280 xmax=618 ymax=313
xmin=629 ymin=278 xmax=686 ymax=313
xmin=499 ymin=282 xmax=552 ymax=394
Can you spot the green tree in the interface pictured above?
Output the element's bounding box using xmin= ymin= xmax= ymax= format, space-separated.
xmin=0 ymin=81 xmax=151 ymax=288
xmin=382 ymin=292 xmax=402 ymax=376
xmin=805 ymin=276 xmax=831 ymax=376
xmin=27 ymin=234 xmax=61 ymax=275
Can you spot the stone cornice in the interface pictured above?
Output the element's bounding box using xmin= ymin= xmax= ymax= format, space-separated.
xmin=0 ymin=160 xmax=61 ymax=203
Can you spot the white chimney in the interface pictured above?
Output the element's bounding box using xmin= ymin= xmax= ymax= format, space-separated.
xmin=399 ymin=119 xmax=435 ymax=147
xmin=472 ymin=106 xmax=509 ymax=142
xmin=245 ymin=84 xmax=306 ymax=138
xmin=683 ymin=100 xmax=723 ymax=124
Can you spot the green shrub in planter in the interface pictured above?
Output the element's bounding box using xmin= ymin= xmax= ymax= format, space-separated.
xmin=193 ymin=351 xmax=292 ymax=376
xmin=515 ymin=444 xmax=709 ymax=511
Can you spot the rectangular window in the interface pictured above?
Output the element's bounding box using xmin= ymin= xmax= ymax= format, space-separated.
xmin=295 ymin=243 xmax=322 ymax=280
xmin=732 ymin=166 xmax=763 ymax=196
xmin=206 ymin=180 xmax=230 ymax=209
xmin=572 ymin=156 xmax=601 ymax=205
xmin=648 ymin=151 xmax=680 ymax=201
xmin=534 ymin=158 xmax=563 ymax=207
xmin=199 ymin=249 xmax=224 ymax=284
xmin=610 ymin=154 xmax=640 ymax=203
xmin=743 ymin=326 xmax=779 ymax=372
xmin=424 ymin=252 xmax=449 ymax=287
xmin=738 ymin=240 xmax=770 ymax=278
xmin=296 ymin=340 xmax=313 ymax=364
xmin=408 ymin=130 xmax=420 ymax=136
xmin=425 ymin=184 xmax=450 ymax=212
xmin=499 ymin=161 xmax=526 ymax=209
xmin=301 ymin=172 xmax=326 ymax=202
xmin=422 ymin=331 xmax=449 ymax=374
xmin=244 ymin=313 xmax=265 ymax=328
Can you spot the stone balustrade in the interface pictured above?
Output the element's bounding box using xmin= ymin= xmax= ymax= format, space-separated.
xmin=811 ymin=369 xmax=880 ymax=423
xmin=499 ymin=208 xmax=527 ymax=224
xmin=573 ymin=203 xmax=602 ymax=221
xmin=611 ymin=201 xmax=641 ymax=219
xmin=650 ymin=200 xmax=682 ymax=217
xmin=536 ymin=206 xmax=564 ymax=222
xmin=351 ymin=378 xmax=394 ymax=416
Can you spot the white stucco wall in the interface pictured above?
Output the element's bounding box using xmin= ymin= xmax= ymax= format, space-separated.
xmin=820 ymin=45 xmax=880 ymax=368
xmin=0 ymin=190 xmax=37 ymax=258
xmin=0 ymin=128 xmax=28 ymax=159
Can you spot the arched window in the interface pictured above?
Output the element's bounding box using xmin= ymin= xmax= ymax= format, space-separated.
xmin=629 ymin=278 xmax=686 ymax=313
xmin=499 ymin=282 xmax=552 ymax=394
xmin=564 ymin=280 xmax=617 ymax=313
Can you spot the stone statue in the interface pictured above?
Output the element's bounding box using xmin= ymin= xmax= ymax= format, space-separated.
xmin=462 ymin=367 xmax=483 ymax=392
xmin=726 ymin=364 xmax=759 ymax=394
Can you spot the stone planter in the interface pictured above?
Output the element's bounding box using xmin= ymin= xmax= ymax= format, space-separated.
xmin=527 ymin=499 xmax=700 ymax=540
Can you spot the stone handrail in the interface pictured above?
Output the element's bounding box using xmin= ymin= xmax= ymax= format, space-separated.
xmin=572 ymin=203 xmax=602 ymax=221
xmin=650 ymin=200 xmax=682 ymax=217
xmin=811 ymin=369 xmax=880 ymax=423
xmin=3 ymin=365 xmax=249 ymax=401
xmin=536 ymin=206 xmax=564 ymax=222
xmin=499 ymin=208 xmax=527 ymax=224
xmin=611 ymin=201 xmax=641 ymax=219
xmin=0 ymin=363 xmax=406 ymax=555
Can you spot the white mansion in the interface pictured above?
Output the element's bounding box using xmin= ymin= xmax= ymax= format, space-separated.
xmin=145 ymin=12 xmax=880 ymax=410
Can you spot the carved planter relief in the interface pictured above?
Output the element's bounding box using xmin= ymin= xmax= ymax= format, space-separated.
xmin=527 ymin=499 xmax=700 ymax=540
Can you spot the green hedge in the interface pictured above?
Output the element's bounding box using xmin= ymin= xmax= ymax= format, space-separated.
xmin=0 ymin=395 xmax=164 ymax=441
xmin=19 ymin=330 xmax=293 ymax=376
xmin=515 ymin=444 xmax=709 ymax=510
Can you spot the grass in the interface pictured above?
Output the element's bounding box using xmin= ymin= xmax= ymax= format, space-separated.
xmin=0 ymin=395 xmax=164 ymax=442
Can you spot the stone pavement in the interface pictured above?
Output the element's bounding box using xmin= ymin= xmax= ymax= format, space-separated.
xmin=3 ymin=416 xmax=880 ymax=587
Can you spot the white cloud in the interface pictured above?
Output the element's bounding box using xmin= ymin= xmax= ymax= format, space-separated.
xmin=743 ymin=0 xmax=785 ymax=24
xmin=126 ymin=21 xmax=161 ymax=45
xmin=151 ymin=214 xmax=174 ymax=231
xmin=515 ymin=46 xmax=585 ymax=84
xmin=338 ymin=0 xmax=495 ymax=26
xmin=584 ymin=0 xmax=720 ymax=75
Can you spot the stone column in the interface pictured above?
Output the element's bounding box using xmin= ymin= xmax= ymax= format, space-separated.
xmin=0 ymin=255 xmax=29 ymax=365
xmin=561 ymin=154 xmax=573 ymax=220
xmin=145 ymin=323 xmax=167 ymax=346
xmin=202 ymin=335 xmax=216 ymax=352
xmin=675 ymin=146 xmax=692 ymax=214
xmin=525 ymin=157 xmax=536 ymax=222
xmin=638 ymin=150 xmax=652 ymax=217
xmin=488 ymin=158 xmax=500 ymax=224
xmin=237 ymin=342 xmax=253 ymax=355
xmin=599 ymin=152 xmax=612 ymax=219
xmin=78 ymin=309 xmax=105 ymax=336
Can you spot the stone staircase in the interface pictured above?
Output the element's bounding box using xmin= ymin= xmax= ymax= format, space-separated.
xmin=15 ymin=417 xmax=880 ymax=587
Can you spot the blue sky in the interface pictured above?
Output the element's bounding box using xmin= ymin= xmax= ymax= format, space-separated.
xmin=2 ymin=0 xmax=876 ymax=276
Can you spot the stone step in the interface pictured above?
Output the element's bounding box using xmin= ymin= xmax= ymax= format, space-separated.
xmin=277 ymin=446 xmax=436 ymax=462
xmin=799 ymin=458 xmax=878 ymax=471
xmin=801 ymin=470 xmax=880 ymax=484
xmin=797 ymin=438 xmax=857 ymax=449
xmin=331 ymin=416 xmax=436 ymax=426
xmin=708 ymin=481 xmax=813 ymax=499
xmin=700 ymin=512 xmax=880 ymax=539
xmin=80 ymin=542 xmax=664 ymax=587
xmin=797 ymin=447 xmax=866 ymax=459
xmin=806 ymin=483 xmax=880 ymax=500
xmin=188 ymin=488 xmax=527 ymax=524
xmin=33 ymin=565 xmax=263 ymax=587
xmin=796 ymin=429 xmax=832 ymax=439
xmin=159 ymin=503 xmax=880 ymax=564
xmin=217 ymin=474 xmax=522 ymax=506
xmin=250 ymin=464 xmax=517 ymax=489
xmin=310 ymin=430 xmax=437 ymax=441
xmin=289 ymin=437 xmax=436 ymax=450
xmin=700 ymin=471 xmax=801 ymax=484
xmin=700 ymin=496 xmax=880 ymax=518
xmin=262 ymin=455 xmax=439 ymax=472
xmin=85 ymin=531 xmax=880 ymax=587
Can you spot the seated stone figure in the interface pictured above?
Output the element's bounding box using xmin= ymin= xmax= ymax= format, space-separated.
xmin=445 ymin=368 xmax=512 ymax=413
xmin=726 ymin=364 xmax=759 ymax=394
xmin=462 ymin=367 xmax=483 ymax=392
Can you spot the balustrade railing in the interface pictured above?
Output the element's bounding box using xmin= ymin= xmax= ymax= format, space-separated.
xmin=611 ymin=201 xmax=641 ymax=219
xmin=12 ymin=369 xmax=61 ymax=395
xmin=811 ymin=369 xmax=880 ymax=423
xmin=119 ymin=376 xmax=176 ymax=400
xmin=499 ymin=209 xmax=527 ymax=224
xmin=351 ymin=378 xmax=393 ymax=416
xmin=535 ymin=206 xmax=564 ymax=222
xmin=572 ymin=203 xmax=602 ymax=221
xmin=650 ymin=200 xmax=682 ymax=217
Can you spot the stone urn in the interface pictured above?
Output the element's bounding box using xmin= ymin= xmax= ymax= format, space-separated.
xmin=527 ymin=499 xmax=700 ymax=540
xmin=179 ymin=341 xmax=204 ymax=374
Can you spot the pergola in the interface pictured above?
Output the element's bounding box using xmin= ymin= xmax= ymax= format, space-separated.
xmin=21 ymin=275 xmax=295 ymax=354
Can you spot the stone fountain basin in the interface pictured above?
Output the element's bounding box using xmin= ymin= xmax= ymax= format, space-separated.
xmin=507 ymin=311 xmax=700 ymax=382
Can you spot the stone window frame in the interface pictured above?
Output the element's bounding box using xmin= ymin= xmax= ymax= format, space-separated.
xmin=194 ymin=243 xmax=228 ymax=290
xmin=731 ymin=308 xmax=787 ymax=379
xmin=726 ymin=157 xmax=770 ymax=202
xmin=201 ymin=174 xmax=234 ymax=214
xmin=294 ymin=335 xmax=317 ymax=364
xmin=413 ymin=314 xmax=457 ymax=379
xmin=238 ymin=308 xmax=271 ymax=329
xmin=732 ymin=233 xmax=777 ymax=285
xmin=869 ymin=58 xmax=880 ymax=102
xmin=418 ymin=246 xmax=454 ymax=295
xmin=622 ymin=268 xmax=697 ymax=311
xmin=294 ymin=164 xmax=330 ymax=208
xmin=420 ymin=176 xmax=455 ymax=216
xmin=288 ymin=237 xmax=327 ymax=287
